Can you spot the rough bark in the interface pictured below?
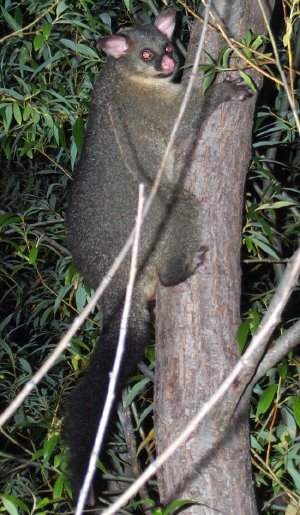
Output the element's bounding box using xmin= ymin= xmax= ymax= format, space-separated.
xmin=155 ymin=1 xmax=275 ymax=514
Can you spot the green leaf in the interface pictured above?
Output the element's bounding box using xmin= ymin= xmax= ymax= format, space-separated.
xmin=5 ymin=104 xmax=13 ymax=130
xmin=250 ymin=435 xmax=264 ymax=452
xmin=41 ymin=23 xmax=52 ymax=39
xmin=278 ymin=361 xmax=287 ymax=379
xmin=202 ymin=70 xmax=216 ymax=94
xmin=70 ymin=141 xmax=78 ymax=169
xmin=53 ymin=474 xmax=64 ymax=499
xmin=281 ymin=405 xmax=297 ymax=439
xmin=252 ymin=238 xmax=280 ymax=259
xmin=244 ymin=29 xmax=252 ymax=46
xmin=43 ymin=434 xmax=59 ymax=464
xmin=56 ymin=1 xmax=68 ymax=16
xmin=54 ymin=452 xmax=62 ymax=468
xmin=19 ymin=358 xmax=32 ymax=374
xmin=124 ymin=378 xmax=150 ymax=408
xmin=13 ymin=103 xmax=22 ymax=125
xmin=256 ymin=201 xmax=298 ymax=210
xmin=1 ymin=495 xmax=29 ymax=514
xmin=286 ymin=458 xmax=300 ymax=490
xmin=163 ymin=499 xmax=198 ymax=514
xmin=72 ymin=117 xmax=85 ymax=154
xmin=249 ymin=309 xmax=261 ymax=335
xmin=292 ymin=397 xmax=300 ymax=428
xmin=60 ymin=38 xmax=99 ymax=59
xmin=239 ymin=71 xmax=256 ymax=92
xmin=123 ymin=0 xmax=132 ymax=10
xmin=1 ymin=7 xmax=21 ymax=31
xmin=23 ymin=104 xmax=32 ymax=121
xmin=0 ymin=88 xmax=24 ymax=100
xmin=36 ymin=498 xmax=52 ymax=509
xmin=2 ymin=498 xmax=19 ymax=515
xmin=0 ymin=213 xmax=21 ymax=228
xmin=219 ymin=46 xmax=232 ymax=68
xmin=137 ymin=403 xmax=153 ymax=428
xmin=256 ymin=384 xmax=277 ymax=418
xmin=99 ymin=12 xmax=112 ymax=28
xmin=244 ymin=235 xmax=253 ymax=253
xmin=236 ymin=320 xmax=250 ymax=352
xmin=34 ymin=34 xmax=45 ymax=51
xmin=32 ymin=110 xmax=40 ymax=124
xmin=54 ymin=284 xmax=71 ymax=314
xmin=75 ymin=282 xmax=89 ymax=311
xmin=28 ymin=244 xmax=38 ymax=265
xmin=32 ymin=449 xmax=44 ymax=461
xmin=42 ymin=110 xmax=54 ymax=129
xmin=252 ymin=35 xmax=263 ymax=50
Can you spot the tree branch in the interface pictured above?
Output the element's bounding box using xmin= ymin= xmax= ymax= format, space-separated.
xmin=251 ymin=318 xmax=300 ymax=385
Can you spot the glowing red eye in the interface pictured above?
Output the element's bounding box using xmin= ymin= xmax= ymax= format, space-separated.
xmin=165 ymin=44 xmax=173 ymax=54
xmin=142 ymin=49 xmax=153 ymax=60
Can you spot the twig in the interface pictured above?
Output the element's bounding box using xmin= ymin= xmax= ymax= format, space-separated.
xmin=101 ymin=247 xmax=300 ymax=515
xmin=37 ymin=149 xmax=72 ymax=179
xmin=4 ymin=219 xmax=64 ymax=231
xmin=138 ymin=361 xmax=155 ymax=381
xmin=0 ymin=0 xmax=61 ymax=44
xmin=40 ymin=235 xmax=71 ymax=256
xmin=251 ymin=317 xmax=300 ymax=384
xmin=251 ymin=449 xmax=299 ymax=504
xmin=243 ymin=258 xmax=289 ymax=264
xmin=74 ymin=184 xmax=145 ymax=515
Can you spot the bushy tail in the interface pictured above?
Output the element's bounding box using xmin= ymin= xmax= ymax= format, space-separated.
xmin=64 ymin=306 xmax=150 ymax=501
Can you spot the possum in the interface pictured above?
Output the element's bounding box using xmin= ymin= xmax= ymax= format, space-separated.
xmin=65 ymin=8 xmax=251 ymax=500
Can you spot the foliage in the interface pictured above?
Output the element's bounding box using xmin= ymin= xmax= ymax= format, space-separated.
xmin=237 ymin=9 xmax=300 ymax=512
xmin=0 ymin=0 xmax=299 ymax=514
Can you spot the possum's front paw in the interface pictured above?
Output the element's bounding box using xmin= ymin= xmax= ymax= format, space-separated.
xmin=185 ymin=245 xmax=208 ymax=278
xmin=223 ymin=76 xmax=253 ymax=101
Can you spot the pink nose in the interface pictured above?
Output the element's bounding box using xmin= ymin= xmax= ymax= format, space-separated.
xmin=161 ymin=55 xmax=175 ymax=73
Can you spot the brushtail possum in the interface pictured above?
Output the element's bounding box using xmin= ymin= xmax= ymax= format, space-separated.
xmin=65 ymin=8 xmax=251 ymax=500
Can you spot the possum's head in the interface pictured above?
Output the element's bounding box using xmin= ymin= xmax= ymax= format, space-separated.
xmin=97 ymin=9 xmax=179 ymax=83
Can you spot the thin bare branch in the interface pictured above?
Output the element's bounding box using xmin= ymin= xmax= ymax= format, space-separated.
xmin=40 ymin=235 xmax=71 ymax=256
xmin=252 ymin=318 xmax=300 ymax=384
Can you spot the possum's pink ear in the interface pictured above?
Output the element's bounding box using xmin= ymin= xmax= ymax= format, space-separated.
xmin=98 ymin=35 xmax=132 ymax=58
xmin=154 ymin=9 xmax=176 ymax=39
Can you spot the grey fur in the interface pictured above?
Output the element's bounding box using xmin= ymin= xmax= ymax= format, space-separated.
xmin=65 ymin=9 xmax=251 ymax=501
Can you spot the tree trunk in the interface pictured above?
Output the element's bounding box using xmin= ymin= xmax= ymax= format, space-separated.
xmin=155 ymin=1 xmax=275 ymax=513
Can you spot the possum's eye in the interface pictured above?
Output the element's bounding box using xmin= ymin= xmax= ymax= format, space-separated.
xmin=165 ymin=44 xmax=173 ymax=54
xmin=141 ymin=49 xmax=153 ymax=60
